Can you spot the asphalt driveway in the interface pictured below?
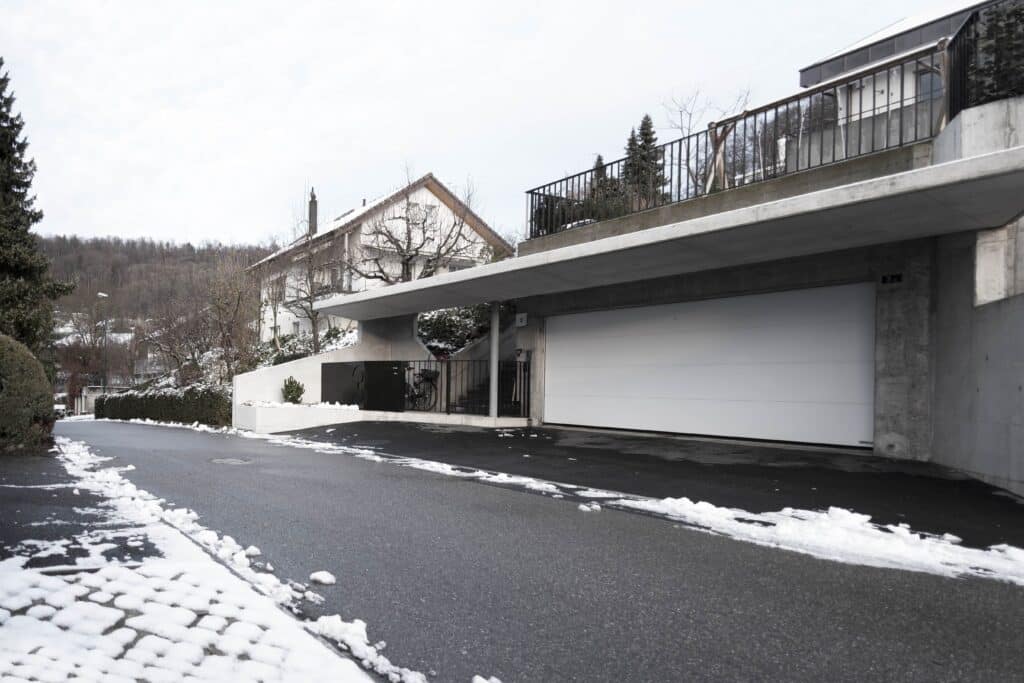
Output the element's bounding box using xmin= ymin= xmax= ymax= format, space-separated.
xmin=289 ymin=421 xmax=1024 ymax=549
xmin=54 ymin=420 xmax=1024 ymax=682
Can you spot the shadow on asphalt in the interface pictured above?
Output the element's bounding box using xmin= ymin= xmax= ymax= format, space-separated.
xmin=287 ymin=421 xmax=1024 ymax=550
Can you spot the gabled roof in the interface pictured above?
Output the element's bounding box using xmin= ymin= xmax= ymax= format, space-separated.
xmin=251 ymin=173 xmax=513 ymax=271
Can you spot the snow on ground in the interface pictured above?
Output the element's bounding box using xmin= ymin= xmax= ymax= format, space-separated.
xmin=240 ymin=400 xmax=359 ymax=409
xmin=63 ymin=417 xmax=1024 ymax=586
xmin=0 ymin=559 xmax=368 ymax=682
xmin=3 ymin=437 xmax=430 ymax=683
xmin=309 ymin=571 xmax=337 ymax=585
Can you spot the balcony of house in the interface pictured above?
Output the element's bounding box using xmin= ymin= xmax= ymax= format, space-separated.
xmin=520 ymin=0 xmax=1024 ymax=256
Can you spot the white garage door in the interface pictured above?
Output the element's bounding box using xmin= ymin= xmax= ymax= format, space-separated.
xmin=543 ymin=283 xmax=875 ymax=446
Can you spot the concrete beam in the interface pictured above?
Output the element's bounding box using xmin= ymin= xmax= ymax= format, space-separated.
xmin=316 ymin=146 xmax=1024 ymax=321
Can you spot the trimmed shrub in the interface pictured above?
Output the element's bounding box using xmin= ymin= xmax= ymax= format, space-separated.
xmin=282 ymin=376 xmax=304 ymax=404
xmin=95 ymin=384 xmax=231 ymax=427
xmin=0 ymin=334 xmax=54 ymax=451
xmin=273 ymin=351 xmax=308 ymax=366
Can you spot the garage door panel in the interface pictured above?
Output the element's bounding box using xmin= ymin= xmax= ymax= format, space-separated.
xmin=549 ymin=331 xmax=872 ymax=367
xmin=543 ymin=283 xmax=875 ymax=446
xmin=544 ymin=394 xmax=875 ymax=445
xmin=544 ymin=361 xmax=874 ymax=405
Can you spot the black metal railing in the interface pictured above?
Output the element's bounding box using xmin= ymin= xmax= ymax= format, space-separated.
xmin=527 ymin=44 xmax=947 ymax=239
xmin=403 ymin=359 xmax=530 ymax=418
xmin=949 ymin=0 xmax=1024 ymax=120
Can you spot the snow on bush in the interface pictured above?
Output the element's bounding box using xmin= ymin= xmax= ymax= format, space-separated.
xmin=260 ymin=327 xmax=359 ymax=367
xmin=94 ymin=383 xmax=231 ymax=427
xmin=416 ymin=305 xmax=490 ymax=356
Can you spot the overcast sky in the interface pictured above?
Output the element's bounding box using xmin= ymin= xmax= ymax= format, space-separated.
xmin=4 ymin=0 xmax=951 ymax=246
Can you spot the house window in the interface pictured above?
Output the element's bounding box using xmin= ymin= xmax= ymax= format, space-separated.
xmin=292 ymin=322 xmax=300 ymax=336
xmin=916 ymin=69 xmax=942 ymax=101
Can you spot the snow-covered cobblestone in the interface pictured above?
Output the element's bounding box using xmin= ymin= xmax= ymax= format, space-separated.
xmin=0 ymin=561 xmax=368 ymax=682
xmin=0 ymin=438 xmax=382 ymax=682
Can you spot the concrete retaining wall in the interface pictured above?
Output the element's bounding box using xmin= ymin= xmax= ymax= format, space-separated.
xmin=932 ymin=233 xmax=1024 ymax=496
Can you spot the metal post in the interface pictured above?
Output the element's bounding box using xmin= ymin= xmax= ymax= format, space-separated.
xmin=488 ymin=302 xmax=499 ymax=418
xmin=102 ymin=321 xmax=108 ymax=392
xmin=445 ymin=360 xmax=451 ymax=415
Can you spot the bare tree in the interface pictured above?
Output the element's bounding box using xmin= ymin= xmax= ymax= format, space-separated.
xmin=264 ymin=271 xmax=285 ymax=350
xmin=143 ymin=267 xmax=215 ymax=381
xmin=280 ymin=227 xmax=346 ymax=355
xmin=664 ymin=88 xmax=750 ymax=194
xmin=347 ymin=173 xmax=483 ymax=285
xmin=206 ymin=253 xmax=262 ymax=380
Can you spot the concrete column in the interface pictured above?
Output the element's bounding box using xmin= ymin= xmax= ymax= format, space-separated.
xmin=488 ymin=302 xmax=499 ymax=418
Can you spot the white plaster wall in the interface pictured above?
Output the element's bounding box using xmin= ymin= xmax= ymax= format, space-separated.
xmin=233 ymin=403 xmax=528 ymax=434
xmin=233 ymin=403 xmax=363 ymax=433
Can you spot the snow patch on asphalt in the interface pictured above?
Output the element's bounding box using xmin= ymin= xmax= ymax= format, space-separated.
xmin=312 ymin=615 xmax=427 ymax=683
xmin=615 ymin=497 xmax=1024 ymax=584
xmin=73 ymin=418 xmax=1024 ymax=586
xmin=309 ymin=571 xmax=336 ymax=585
xmin=48 ymin=437 xmax=424 ymax=682
xmin=0 ymin=438 xmax=373 ymax=682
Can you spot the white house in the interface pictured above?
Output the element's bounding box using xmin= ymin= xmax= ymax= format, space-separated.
xmin=251 ymin=173 xmax=513 ymax=344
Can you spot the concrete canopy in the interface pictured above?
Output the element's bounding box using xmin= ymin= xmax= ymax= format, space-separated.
xmin=317 ymin=146 xmax=1024 ymax=321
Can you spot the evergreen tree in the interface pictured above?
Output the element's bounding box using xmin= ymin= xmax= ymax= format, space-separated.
xmin=0 ymin=57 xmax=73 ymax=357
xmin=622 ymin=128 xmax=641 ymax=189
xmin=636 ymin=114 xmax=666 ymax=199
xmin=622 ymin=115 xmax=667 ymax=207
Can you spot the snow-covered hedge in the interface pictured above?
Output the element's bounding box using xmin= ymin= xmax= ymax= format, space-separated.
xmin=95 ymin=384 xmax=232 ymax=427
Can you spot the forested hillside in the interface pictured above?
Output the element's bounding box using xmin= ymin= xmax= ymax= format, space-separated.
xmin=41 ymin=236 xmax=272 ymax=322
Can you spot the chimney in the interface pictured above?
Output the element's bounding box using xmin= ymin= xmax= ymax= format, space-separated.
xmin=362 ymin=198 xmax=366 ymax=207
xmin=308 ymin=188 xmax=318 ymax=236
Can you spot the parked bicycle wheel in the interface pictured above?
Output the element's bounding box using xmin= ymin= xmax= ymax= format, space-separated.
xmin=410 ymin=380 xmax=437 ymax=411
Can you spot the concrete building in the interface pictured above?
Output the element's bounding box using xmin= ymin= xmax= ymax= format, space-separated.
xmin=234 ymin=0 xmax=1024 ymax=495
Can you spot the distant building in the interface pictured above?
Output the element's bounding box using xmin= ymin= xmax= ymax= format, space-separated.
xmin=251 ymin=173 xmax=512 ymax=344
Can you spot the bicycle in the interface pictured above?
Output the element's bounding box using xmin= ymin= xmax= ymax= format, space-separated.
xmin=405 ymin=365 xmax=439 ymax=411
